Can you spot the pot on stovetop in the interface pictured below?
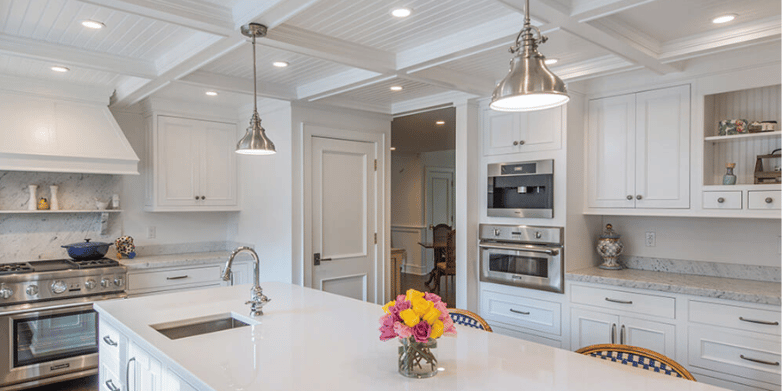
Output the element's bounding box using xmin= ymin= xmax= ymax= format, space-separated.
xmin=61 ymin=239 xmax=112 ymax=260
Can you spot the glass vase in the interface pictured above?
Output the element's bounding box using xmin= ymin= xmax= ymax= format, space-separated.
xmin=398 ymin=337 xmax=438 ymax=379
xmin=723 ymin=163 xmax=737 ymax=185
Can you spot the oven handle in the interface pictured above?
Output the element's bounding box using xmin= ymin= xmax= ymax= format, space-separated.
xmin=479 ymin=242 xmax=560 ymax=256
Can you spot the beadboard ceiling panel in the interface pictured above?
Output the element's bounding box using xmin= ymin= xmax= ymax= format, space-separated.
xmin=200 ymin=44 xmax=353 ymax=87
xmin=284 ymin=0 xmax=521 ymax=53
xmin=0 ymin=52 xmax=121 ymax=85
xmin=609 ymin=0 xmax=781 ymax=43
xmin=319 ymin=78 xmax=450 ymax=107
xmin=0 ymin=0 xmax=198 ymax=60
xmin=439 ymin=30 xmax=614 ymax=82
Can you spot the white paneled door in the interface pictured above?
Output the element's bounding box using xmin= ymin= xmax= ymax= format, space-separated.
xmin=311 ymin=137 xmax=376 ymax=302
xmin=425 ymin=167 xmax=454 ymax=272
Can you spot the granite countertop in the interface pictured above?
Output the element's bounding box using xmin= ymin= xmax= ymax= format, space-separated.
xmin=566 ymin=267 xmax=781 ymax=305
xmin=118 ymin=251 xmax=235 ymax=270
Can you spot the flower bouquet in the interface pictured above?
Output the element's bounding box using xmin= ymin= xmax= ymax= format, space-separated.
xmin=379 ymin=289 xmax=456 ymax=378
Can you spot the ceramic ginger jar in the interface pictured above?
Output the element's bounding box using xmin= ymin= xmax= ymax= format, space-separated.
xmin=596 ymin=224 xmax=623 ymax=270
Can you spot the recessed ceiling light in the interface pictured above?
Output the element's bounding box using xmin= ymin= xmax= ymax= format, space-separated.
xmin=712 ymin=14 xmax=737 ymax=24
xmin=390 ymin=147 xmax=396 ymax=151
xmin=436 ymin=120 xmax=445 ymax=125
xmin=391 ymin=8 xmax=411 ymax=18
xmin=81 ymin=20 xmax=105 ymax=29
xmin=273 ymin=61 xmax=289 ymax=68
xmin=205 ymin=91 xmax=218 ymax=96
xmin=51 ymin=66 xmax=69 ymax=73
xmin=390 ymin=86 xmax=403 ymax=91
xmin=544 ymin=58 xmax=558 ymax=65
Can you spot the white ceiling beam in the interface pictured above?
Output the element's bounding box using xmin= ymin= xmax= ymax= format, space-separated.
xmin=554 ymin=54 xmax=636 ymax=80
xmin=0 ymin=33 xmax=157 ymax=79
xmin=391 ymin=91 xmax=477 ymax=115
xmin=77 ymin=0 xmax=234 ymax=37
xmin=497 ymin=0 xmax=678 ymax=75
xmin=297 ymin=69 xmax=384 ymax=100
xmin=659 ymin=17 xmax=781 ymax=63
xmin=570 ymin=0 xmax=656 ymax=23
xmin=178 ymin=70 xmax=296 ymax=100
xmin=311 ymin=96 xmax=390 ymax=114
xmin=306 ymin=74 xmax=398 ymax=102
xmin=401 ymin=67 xmax=495 ymax=97
xmin=263 ymin=25 xmax=396 ymax=74
xmin=234 ymin=0 xmax=324 ymax=29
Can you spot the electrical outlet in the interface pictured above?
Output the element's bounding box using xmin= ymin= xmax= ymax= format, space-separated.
xmin=147 ymin=226 xmax=156 ymax=239
xmin=645 ymin=231 xmax=656 ymax=247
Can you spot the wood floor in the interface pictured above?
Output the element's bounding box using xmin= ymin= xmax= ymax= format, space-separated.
xmin=399 ymin=272 xmax=456 ymax=307
xmin=25 ymin=375 xmax=97 ymax=391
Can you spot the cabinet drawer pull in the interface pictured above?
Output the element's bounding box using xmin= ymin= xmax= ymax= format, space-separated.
xmin=740 ymin=355 xmax=779 ymax=366
xmin=50 ymin=363 xmax=70 ymax=370
xmin=509 ymin=308 xmax=530 ymax=315
xmin=166 ymin=275 xmax=189 ymax=280
xmin=739 ymin=317 xmax=779 ymax=326
xmin=611 ymin=323 xmax=616 ymax=344
xmin=102 ymin=335 xmax=118 ymax=347
xmin=126 ymin=357 xmax=136 ymax=391
xmin=620 ymin=325 xmax=626 ymax=344
xmin=717 ymin=197 xmax=725 ymax=203
xmin=105 ymin=379 xmax=120 ymax=391
xmin=605 ymin=297 xmax=633 ymax=305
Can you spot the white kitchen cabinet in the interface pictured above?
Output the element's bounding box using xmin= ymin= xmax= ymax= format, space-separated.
xmin=570 ymin=308 xmax=676 ymax=357
xmin=126 ymin=258 xmax=251 ymax=297
xmin=146 ymin=115 xmax=238 ymax=212
xmin=128 ymin=342 xmax=163 ymax=391
xmin=163 ymin=368 xmax=198 ymax=391
xmin=483 ymin=106 xmax=563 ymax=156
xmin=587 ymin=85 xmax=690 ymax=209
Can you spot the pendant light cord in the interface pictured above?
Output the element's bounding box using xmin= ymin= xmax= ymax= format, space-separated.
xmin=252 ymin=34 xmax=258 ymax=115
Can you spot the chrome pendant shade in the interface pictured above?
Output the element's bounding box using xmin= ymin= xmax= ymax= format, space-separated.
xmin=236 ymin=23 xmax=276 ymax=155
xmin=490 ymin=0 xmax=569 ymax=112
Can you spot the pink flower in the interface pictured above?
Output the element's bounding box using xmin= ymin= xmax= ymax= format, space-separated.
xmin=388 ymin=300 xmax=411 ymax=322
xmin=443 ymin=323 xmax=457 ymax=337
xmin=394 ymin=321 xmax=412 ymax=339
xmin=442 ymin=314 xmax=454 ymax=330
xmin=433 ymin=302 xmax=448 ymax=319
xmin=396 ymin=294 xmax=407 ymax=303
xmin=379 ymin=315 xmax=397 ymax=341
xmin=424 ymin=292 xmax=442 ymax=303
xmin=412 ymin=321 xmax=431 ymax=343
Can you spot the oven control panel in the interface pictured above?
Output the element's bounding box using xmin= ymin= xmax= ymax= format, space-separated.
xmin=0 ymin=268 xmax=126 ymax=305
xmin=479 ymin=224 xmax=563 ymax=245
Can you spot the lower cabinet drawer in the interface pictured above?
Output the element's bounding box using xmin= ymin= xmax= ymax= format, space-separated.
xmin=100 ymin=361 xmax=121 ymax=391
xmin=689 ymin=300 xmax=780 ymax=336
xmin=703 ymin=191 xmax=742 ymax=209
xmin=128 ymin=266 xmax=221 ymax=291
xmin=570 ymin=284 xmax=675 ymax=319
xmin=480 ymin=290 xmax=561 ymax=336
xmin=748 ymin=190 xmax=781 ymax=210
xmin=688 ymin=325 xmax=781 ymax=385
xmin=99 ymin=321 xmax=121 ymax=364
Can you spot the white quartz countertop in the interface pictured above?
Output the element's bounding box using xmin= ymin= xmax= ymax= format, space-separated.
xmin=567 ymin=267 xmax=781 ymax=305
xmin=118 ymin=251 xmax=233 ymax=270
xmin=95 ymin=282 xmax=725 ymax=391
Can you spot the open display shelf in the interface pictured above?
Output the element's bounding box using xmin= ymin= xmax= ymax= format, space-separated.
xmin=0 ymin=210 xmax=123 ymax=214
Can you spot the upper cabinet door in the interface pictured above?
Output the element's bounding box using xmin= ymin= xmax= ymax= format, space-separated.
xmin=483 ymin=110 xmax=519 ymax=156
xmin=587 ymin=94 xmax=636 ymax=208
xmin=156 ymin=116 xmax=199 ymax=207
xmin=200 ymin=121 xmax=237 ymax=206
xmin=635 ymin=85 xmax=690 ymax=209
xmin=523 ymin=106 xmax=563 ymax=151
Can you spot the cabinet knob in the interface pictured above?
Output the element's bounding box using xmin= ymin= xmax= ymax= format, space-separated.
xmin=717 ymin=197 xmax=725 ymax=203
xmin=513 ymin=141 xmax=519 ymax=146
xmin=636 ymin=195 xmax=643 ymax=200
xmin=519 ymin=140 xmax=525 ymax=145
xmin=626 ymin=195 xmax=633 ymax=200
xmin=195 ymin=196 xmax=199 ymax=200
xmin=201 ymin=196 xmax=206 ymax=200
xmin=766 ymin=197 xmax=773 ymax=204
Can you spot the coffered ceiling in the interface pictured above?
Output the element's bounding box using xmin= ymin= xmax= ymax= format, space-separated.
xmin=0 ymin=0 xmax=778 ymax=114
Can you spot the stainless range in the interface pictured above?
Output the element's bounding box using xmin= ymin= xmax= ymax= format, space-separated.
xmin=0 ymin=258 xmax=126 ymax=390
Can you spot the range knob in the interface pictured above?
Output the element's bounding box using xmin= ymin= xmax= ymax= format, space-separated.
xmin=494 ymin=229 xmax=501 ymax=236
xmin=26 ymin=285 xmax=39 ymax=296
xmin=113 ymin=278 xmax=124 ymax=287
xmin=85 ymin=279 xmax=97 ymax=290
xmin=535 ymin=231 xmax=542 ymax=239
xmin=0 ymin=284 xmax=13 ymax=299
xmin=51 ymin=281 xmax=67 ymax=294
xmin=101 ymin=278 xmax=112 ymax=288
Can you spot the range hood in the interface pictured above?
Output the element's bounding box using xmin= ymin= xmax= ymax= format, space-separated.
xmin=0 ymin=90 xmax=139 ymax=175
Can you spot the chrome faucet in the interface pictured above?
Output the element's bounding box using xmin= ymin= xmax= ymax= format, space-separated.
xmin=222 ymin=246 xmax=270 ymax=316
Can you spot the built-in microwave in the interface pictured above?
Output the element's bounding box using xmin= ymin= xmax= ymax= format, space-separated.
xmin=487 ymin=159 xmax=553 ymax=218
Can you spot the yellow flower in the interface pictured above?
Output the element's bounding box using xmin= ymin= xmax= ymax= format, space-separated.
xmin=422 ymin=307 xmax=441 ymax=325
xmin=405 ymin=289 xmax=424 ymax=302
xmin=430 ymin=320 xmax=444 ymax=339
xmin=382 ymin=300 xmax=395 ymax=314
xmin=399 ymin=309 xmax=420 ymax=327
xmin=412 ymin=297 xmax=433 ymax=317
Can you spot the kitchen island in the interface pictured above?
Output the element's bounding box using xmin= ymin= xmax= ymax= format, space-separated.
xmin=94 ymin=282 xmax=723 ymax=391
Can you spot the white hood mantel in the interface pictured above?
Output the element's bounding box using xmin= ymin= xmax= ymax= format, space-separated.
xmin=0 ymin=86 xmax=139 ymax=175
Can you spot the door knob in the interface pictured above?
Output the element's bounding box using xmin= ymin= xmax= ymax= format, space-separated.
xmin=626 ymin=195 xmax=633 ymax=200
xmin=717 ymin=197 xmax=725 ymax=203
xmin=636 ymin=195 xmax=643 ymax=200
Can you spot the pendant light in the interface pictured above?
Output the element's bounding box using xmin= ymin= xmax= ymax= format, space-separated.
xmin=236 ymin=23 xmax=276 ymax=155
xmin=490 ymin=0 xmax=569 ymax=112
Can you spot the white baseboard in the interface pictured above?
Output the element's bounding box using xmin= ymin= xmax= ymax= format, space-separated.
xmin=401 ymin=264 xmax=428 ymax=276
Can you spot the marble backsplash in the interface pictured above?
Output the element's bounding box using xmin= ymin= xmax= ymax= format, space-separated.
xmin=620 ymin=256 xmax=781 ymax=283
xmin=0 ymin=171 xmax=122 ymax=262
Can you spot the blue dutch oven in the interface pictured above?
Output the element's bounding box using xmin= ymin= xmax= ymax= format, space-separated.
xmin=62 ymin=239 xmax=112 ymax=260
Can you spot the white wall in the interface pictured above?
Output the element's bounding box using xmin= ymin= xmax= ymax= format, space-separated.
xmin=112 ymin=108 xmax=235 ymax=248
xmin=230 ymin=100 xmax=293 ymax=283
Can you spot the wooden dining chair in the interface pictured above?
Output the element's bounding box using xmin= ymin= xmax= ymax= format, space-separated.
xmin=425 ymin=224 xmax=451 ymax=289
xmin=575 ymin=344 xmax=696 ymax=381
xmin=447 ymin=309 xmax=492 ymax=332
xmin=434 ymin=229 xmax=455 ymax=296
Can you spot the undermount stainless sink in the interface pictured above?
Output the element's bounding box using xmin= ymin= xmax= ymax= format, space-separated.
xmin=152 ymin=313 xmax=253 ymax=340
